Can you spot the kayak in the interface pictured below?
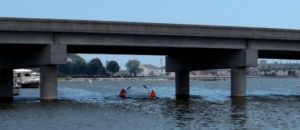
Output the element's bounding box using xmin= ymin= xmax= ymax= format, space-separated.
xmin=117 ymin=95 xmax=158 ymax=99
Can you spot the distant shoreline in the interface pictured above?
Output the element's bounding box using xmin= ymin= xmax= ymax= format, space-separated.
xmin=58 ymin=75 xmax=300 ymax=82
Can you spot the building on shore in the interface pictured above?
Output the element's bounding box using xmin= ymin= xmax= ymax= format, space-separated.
xmin=188 ymin=62 xmax=300 ymax=77
xmin=137 ymin=62 xmax=300 ymax=77
xmin=190 ymin=69 xmax=230 ymax=77
xmin=257 ymin=63 xmax=300 ymax=76
xmin=139 ymin=64 xmax=166 ymax=76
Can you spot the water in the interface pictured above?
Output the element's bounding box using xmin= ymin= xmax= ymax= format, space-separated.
xmin=1 ymin=78 xmax=300 ymax=130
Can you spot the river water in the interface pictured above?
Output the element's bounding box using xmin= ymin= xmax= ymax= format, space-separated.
xmin=1 ymin=78 xmax=300 ymax=130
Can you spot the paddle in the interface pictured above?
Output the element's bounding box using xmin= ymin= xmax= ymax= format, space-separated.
xmin=126 ymin=86 xmax=131 ymax=90
xmin=143 ymin=84 xmax=158 ymax=98
xmin=143 ymin=84 xmax=150 ymax=92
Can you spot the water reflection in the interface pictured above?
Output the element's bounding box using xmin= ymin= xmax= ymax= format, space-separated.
xmin=2 ymin=78 xmax=300 ymax=130
xmin=230 ymin=97 xmax=247 ymax=130
xmin=40 ymin=100 xmax=60 ymax=108
xmin=0 ymin=102 xmax=15 ymax=110
xmin=174 ymin=99 xmax=194 ymax=129
xmin=160 ymin=99 xmax=195 ymax=130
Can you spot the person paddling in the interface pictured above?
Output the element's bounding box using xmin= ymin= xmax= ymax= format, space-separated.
xmin=143 ymin=85 xmax=158 ymax=98
xmin=150 ymin=90 xmax=157 ymax=98
xmin=119 ymin=88 xmax=127 ymax=98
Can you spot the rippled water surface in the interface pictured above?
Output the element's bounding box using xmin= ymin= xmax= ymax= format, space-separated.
xmin=1 ymin=78 xmax=300 ymax=130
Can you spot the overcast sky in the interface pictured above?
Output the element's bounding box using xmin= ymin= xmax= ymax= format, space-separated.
xmin=1 ymin=0 xmax=299 ymax=69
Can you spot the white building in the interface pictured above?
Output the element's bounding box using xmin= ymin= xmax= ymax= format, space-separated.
xmin=139 ymin=64 xmax=166 ymax=76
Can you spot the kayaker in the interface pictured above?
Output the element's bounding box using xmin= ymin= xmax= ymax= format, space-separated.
xmin=119 ymin=88 xmax=127 ymax=98
xmin=150 ymin=90 xmax=157 ymax=98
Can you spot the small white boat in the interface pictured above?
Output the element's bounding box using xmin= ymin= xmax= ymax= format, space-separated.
xmin=14 ymin=69 xmax=40 ymax=88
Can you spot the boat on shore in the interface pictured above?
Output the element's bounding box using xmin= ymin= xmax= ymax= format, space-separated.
xmin=13 ymin=69 xmax=40 ymax=88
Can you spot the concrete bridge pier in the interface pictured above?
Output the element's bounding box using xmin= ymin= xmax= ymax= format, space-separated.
xmin=166 ymin=56 xmax=191 ymax=99
xmin=175 ymin=71 xmax=190 ymax=99
xmin=0 ymin=69 xmax=13 ymax=102
xmin=167 ymin=49 xmax=257 ymax=98
xmin=40 ymin=65 xmax=58 ymax=100
xmin=230 ymin=49 xmax=258 ymax=97
xmin=0 ymin=44 xmax=66 ymax=101
xmin=231 ymin=67 xmax=246 ymax=97
xmin=39 ymin=45 xmax=66 ymax=101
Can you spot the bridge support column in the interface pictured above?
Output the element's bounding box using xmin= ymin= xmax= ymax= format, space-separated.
xmin=40 ymin=65 xmax=58 ymax=100
xmin=0 ymin=69 xmax=13 ymax=102
xmin=230 ymin=49 xmax=257 ymax=97
xmin=167 ymin=49 xmax=257 ymax=98
xmin=176 ymin=71 xmax=190 ymax=99
xmin=231 ymin=67 xmax=246 ymax=97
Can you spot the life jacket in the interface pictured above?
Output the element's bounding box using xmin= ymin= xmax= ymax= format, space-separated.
xmin=150 ymin=90 xmax=157 ymax=98
xmin=120 ymin=89 xmax=127 ymax=98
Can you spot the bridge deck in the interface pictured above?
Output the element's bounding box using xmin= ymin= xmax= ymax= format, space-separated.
xmin=0 ymin=17 xmax=300 ymax=41
xmin=0 ymin=17 xmax=300 ymax=59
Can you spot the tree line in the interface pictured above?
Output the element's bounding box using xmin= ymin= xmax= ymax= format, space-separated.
xmin=58 ymin=54 xmax=143 ymax=77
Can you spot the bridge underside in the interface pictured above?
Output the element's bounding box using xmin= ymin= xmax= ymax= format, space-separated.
xmin=2 ymin=43 xmax=300 ymax=100
xmin=68 ymin=44 xmax=300 ymax=59
xmin=2 ymin=42 xmax=300 ymax=101
xmin=0 ymin=43 xmax=300 ymax=60
xmin=259 ymin=50 xmax=300 ymax=59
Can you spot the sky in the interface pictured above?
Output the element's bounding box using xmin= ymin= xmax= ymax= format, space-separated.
xmin=1 ymin=0 xmax=300 ymax=69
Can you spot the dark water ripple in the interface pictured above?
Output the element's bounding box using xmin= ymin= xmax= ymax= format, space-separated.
xmin=1 ymin=78 xmax=300 ymax=130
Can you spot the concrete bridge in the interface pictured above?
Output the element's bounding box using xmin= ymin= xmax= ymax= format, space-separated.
xmin=1 ymin=17 xmax=300 ymax=101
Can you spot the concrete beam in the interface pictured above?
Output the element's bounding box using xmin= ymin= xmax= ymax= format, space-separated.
xmin=1 ymin=17 xmax=300 ymax=41
xmin=249 ymin=40 xmax=300 ymax=51
xmin=0 ymin=44 xmax=67 ymax=69
xmin=166 ymin=49 xmax=258 ymax=72
xmin=0 ymin=69 xmax=13 ymax=102
xmin=0 ymin=31 xmax=52 ymax=44
xmin=231 ymin=49 xmax=258 ymax=67
xmin=43 ymin=44 xmax=67 ymax=65
xmin=60 ymin=33 xmax=246 ymax=49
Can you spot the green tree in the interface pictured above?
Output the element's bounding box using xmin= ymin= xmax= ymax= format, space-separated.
xmin=106 ymin=60 xmax=120 ymax=76
xmin=58 ymin=62 xmax=72 ymax=76
xmin=69 ymin=54 xmax=87 ymax=75
xmin=125 ymin=60 xmax=143 ymax=76
xmin=87 ymin=58 xmax=106 ymax=77
xmin=58 ymin=54 xmax=86 ymax=76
